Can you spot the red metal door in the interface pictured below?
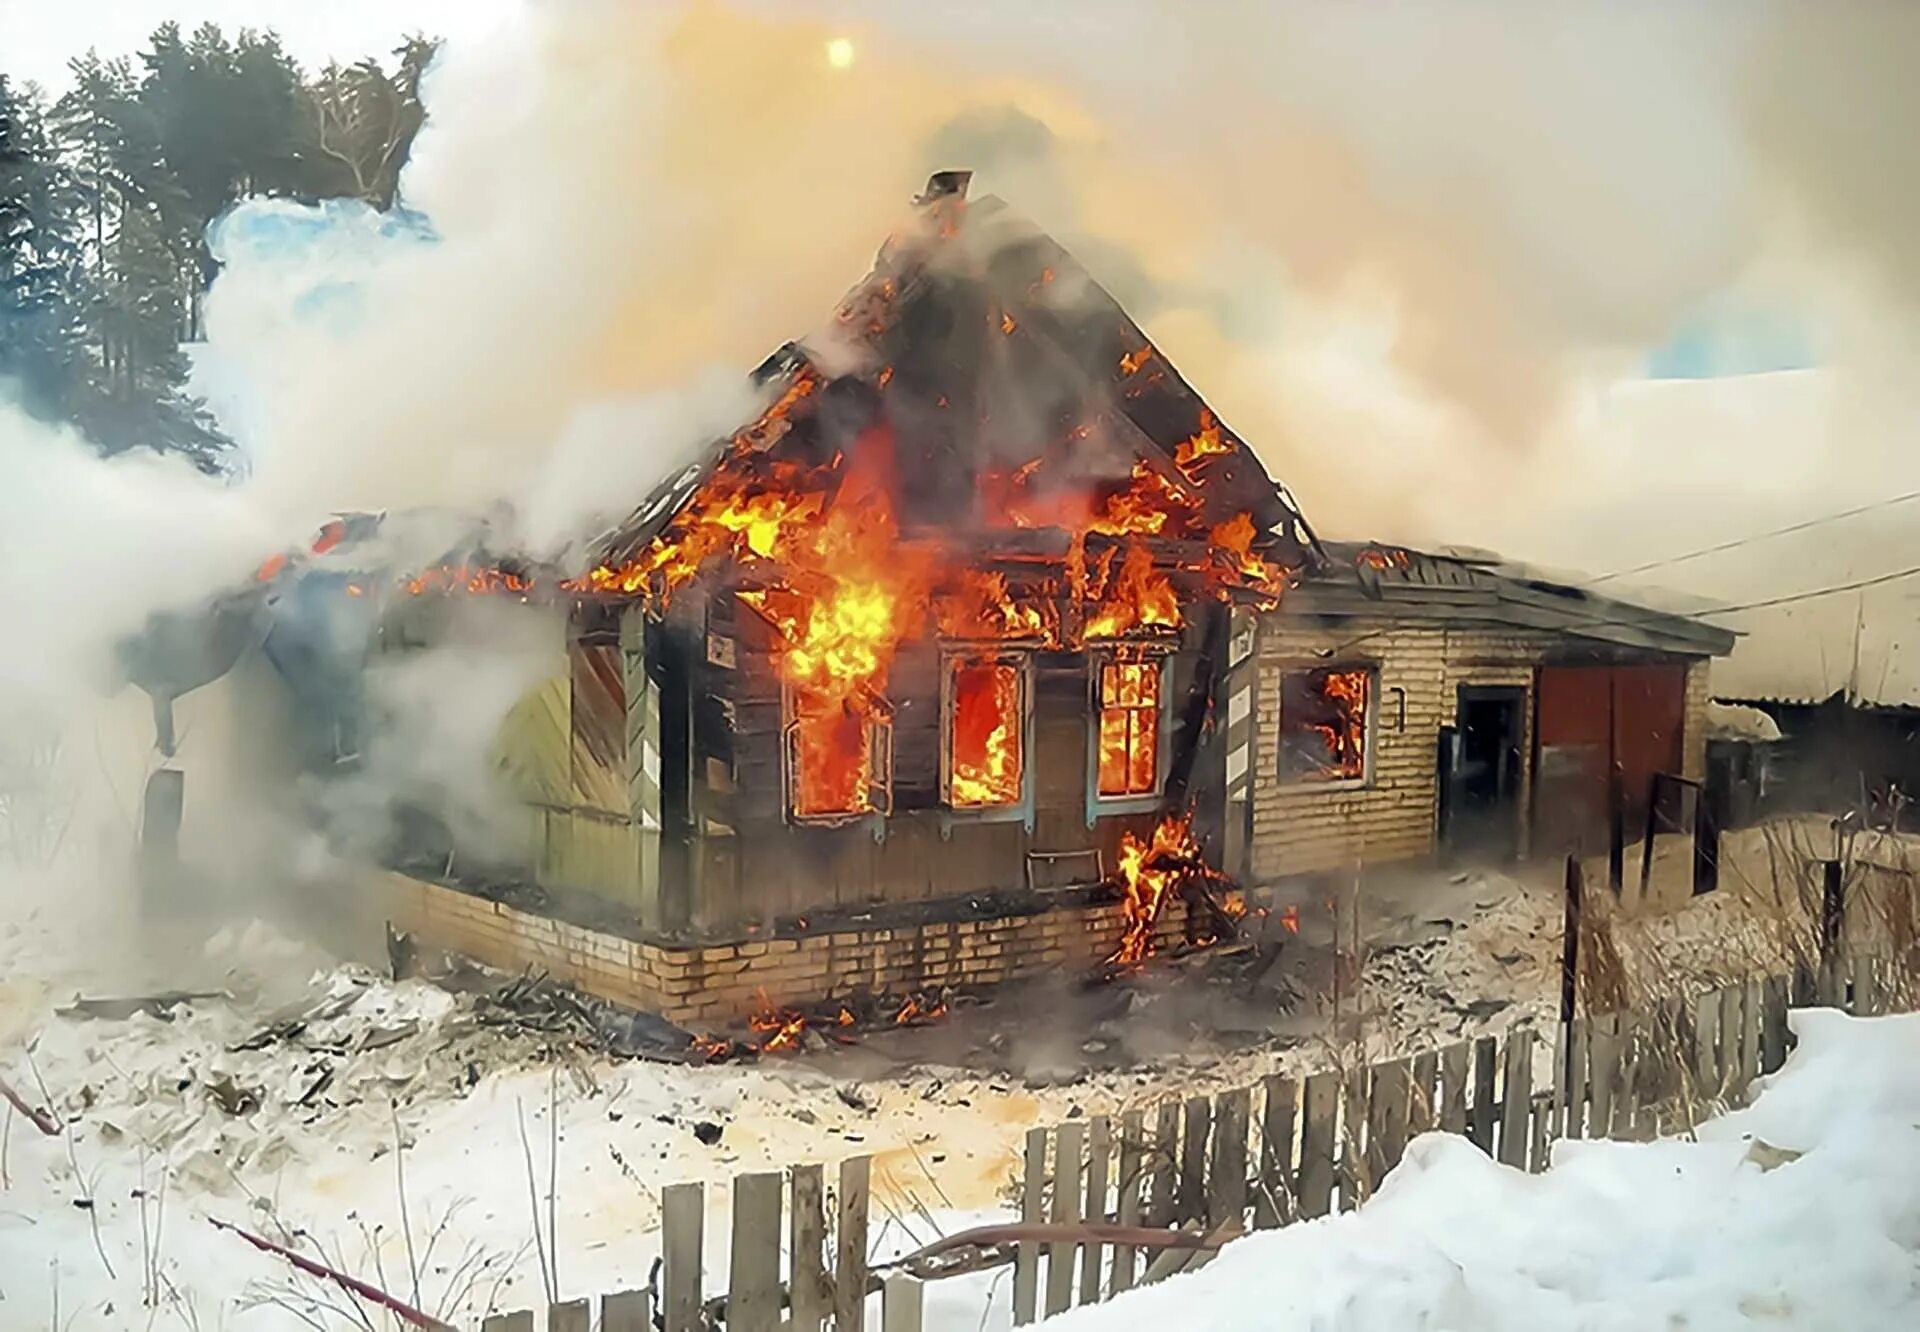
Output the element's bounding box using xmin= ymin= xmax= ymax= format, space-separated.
xmin=1534 ymin=663 xmax=1688 ymax=856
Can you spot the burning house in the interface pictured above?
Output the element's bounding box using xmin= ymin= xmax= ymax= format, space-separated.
xmin=210 ymin=172 xmax=1732 ymax=1027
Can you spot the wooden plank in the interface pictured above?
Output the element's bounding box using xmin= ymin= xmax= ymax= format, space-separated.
xmin=790 ymin=1165 xmax=828 ymax=1332
xmin=1339 ymin=1064 xmax=1368 ymax=1210
xmin=1045 ymin=1121 xmax=1085 ymax=1318
xmin=1297 ymin=1072 xmax=1337 ymax=1218
xmin=1740 ymin=980 xmax=1763 ymax=1092
xmin=1560 ymin=1020 xmax=1590 ymax=1139
xmin=1693 ymin=990 xmax=1722 ymax=1103
xmin=1080 ymin=1117 xmax=1110 ymax=1304
xmin=1588 ymin=1014 xmax=1620 ymax=1136
xmin=481 ymin=1316 xmax=531 ymax=1332
xmin=661 ymin=1182 xmax=704 ymax=1332
xmin=730 ymin=1172 xmax=783 ymax=1332
xmin=1498 ymin=1029 xmax=1534 ymax=1167
xmin=835 ymin=1157 xmax=871 ymax=1332
xmin=1254 ymin=1076 xmax=1296 ymax=1229
xmin=1761 ymin=975 xmax=1789 ymax=1074
xmin=1208 ymin=1088 xmax=1252 ymax=1233
xmin=1409 ymin=1051 xmax=1439 ymax=1136
xmin=602 ymin=1290 xmax=652 ymax=1332
xmin=1179 ymin=1097 xmax=1212 ymax=1225
xmin=1012 ymin=1128 xmax=1045 ymax=1325
xmin=1718 ymin=985 xmax=1744 ymax=1098
xmin=1529 ymin=1093 xmax=1552 ymax=1172
xmin=1366 ymin=1061 xmax=1411 ymax=1187
xmin=1439 ymin=1042 xmax=1469 ymax=1136
xmin=1608 ymin=1016 xmax=1637 ymax=1140
xmin=1110 ymin=1110 xmax=1144 ymax=1297
xmin=1469 ymin=1036 xmax=1498 ymax=1154
xmin=1147 ymin=1102 xmax=1180 ymax=1228
xmin=548 ymin=1300 xmax=590 ymax=1332
xmin=1855 ymin=955 xmax=1882 ymax=1016
xmin=882 ymin=1275 xmax=924 ymax=1332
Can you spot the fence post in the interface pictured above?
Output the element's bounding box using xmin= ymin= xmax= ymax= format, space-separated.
xmin=1469 ymin=1036 xmax=1498 ymax=1153
xmin=790 ymin=1165 xmax=828 ymax=1332
xmin=1045 ymin=1121 xmax=1085 ymax=1317
xmin=1692 ymin=790 xmax=1719 ymax=896
xmin=481 ymin=1315 xmax=532 ymax=1332
xmin=834 ymin=1157 xmax=870 ymax=1332
xmin=881 ymin=1276 xmax=924 ymax=1332
xmin=1497 ymin=1029 xmax=1533 ymax=1167
xmin=729 ymin=1172 xmax=783 ymax=1332
xmin=1110 ymin=1110 xmax=1144 ymax=1296
xmin=1561 ymin=855 xmax=1583 ymax=1026
xmin=1206 ymin=1087 xmax=1251 ymax=1247
xmin=1820 ymin=858 xmax=1846 ymax=967
xmin=661 ymin=1182 xmax=705 ymax=1332
xmin=548 ymin=1300 xmax=590 ymax=1332
xmin=602 ymin=1289 xmax=653 ymax=1332
xmin=1253 ymin=1076 xmax=1296 ymax=1230
xmin=1439 ymin=1042 xmax=1469 ymax=1136
xmin=1081 ymin=1116 xmax=1111 ymax=1301
xmin=1297 ymin=1072 xmax=1337 ymax=1218
xmin=1012 ymin=1128 xmax=1045 ymax=1325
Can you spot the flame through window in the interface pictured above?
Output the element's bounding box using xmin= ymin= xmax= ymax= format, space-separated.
xmin=946 ymin=657 xmax=1025 ymax=808
xmin=785 ymin=685 xmax=891 ymax=822
xmin=1279 ymin=664 xmax=1374 ymax=784
xmin=1097 ymin=656 xmax=1163 ymax=798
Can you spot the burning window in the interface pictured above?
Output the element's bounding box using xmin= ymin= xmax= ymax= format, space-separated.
xmin=944 ymin=656 xmax=1027 ymax=809
xmin=785 ymin=685 xmax=892 ymax=822
xmin=1096 ymin=655 xmax=1164 ymax=799
xmin=1279 ymin=665 xmax=1375 ymax=785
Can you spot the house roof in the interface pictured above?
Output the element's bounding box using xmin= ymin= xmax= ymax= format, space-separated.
xmin=1283 ymin=541 xmax=1736 ymax=658
xmin=593 ymin=173 xmax=1317 ymax=575
xmin=1708 ymin=587 xmax=1920 ymax=709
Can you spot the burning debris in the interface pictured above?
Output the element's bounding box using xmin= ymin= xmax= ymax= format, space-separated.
xmin=688 ymin=988 xmax=955 ymax=1063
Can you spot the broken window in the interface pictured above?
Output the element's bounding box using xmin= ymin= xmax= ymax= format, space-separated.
xmin=1096 ymin=655 xmax=1164 ymax=799
xmin=1279 ymin=664 xmax=1374 ymax=784
xmin=784 ymin=685 xmax=892 ymax=823
xmin=944 ymin=655 xmax=1027 ymax=809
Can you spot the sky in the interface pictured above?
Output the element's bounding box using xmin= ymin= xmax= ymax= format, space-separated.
xmin=0 ymin=0 xmax=517 ymax=90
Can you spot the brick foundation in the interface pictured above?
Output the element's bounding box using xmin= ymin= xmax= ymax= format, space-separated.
xmin=378 ymin=870 xmax=1192 ymax=1028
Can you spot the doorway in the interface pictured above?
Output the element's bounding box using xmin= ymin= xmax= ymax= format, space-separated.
xmin=1441 ymin=685 xmax=1527 ymax=861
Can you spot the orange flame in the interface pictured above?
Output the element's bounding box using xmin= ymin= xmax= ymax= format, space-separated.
xmin=1305 ymin=668 xmax=1371 ymax=781
xmin=1118 ymin=346 xmax=1153 ymax=377
xmin=1085 ymin=544 xmax=1181 ymax=639
xmin=1108 ymin=811 xmax=1205 ymax=966
xmin=1096 ymin=656 xmax=1161 ymax=797
xmin=893 ymin=993 xmax=949 ymax=1025
xmin=949 ymin=659 xmax=1023 ymax=807
xmin=1173 ymin=409 xmax=1233 ymax=473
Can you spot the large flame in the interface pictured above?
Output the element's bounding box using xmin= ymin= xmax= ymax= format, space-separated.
xmin=949 ymin=658 xmax=1023 ymax=807
xmin=1305 ymin=667 xmax=1371 ymax=781
xmin=1108 ymin=811 xmax=1206 ymax=967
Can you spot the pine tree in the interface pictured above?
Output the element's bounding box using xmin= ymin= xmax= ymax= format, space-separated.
xmin=0 ymin=75 xmax=92 ymax=423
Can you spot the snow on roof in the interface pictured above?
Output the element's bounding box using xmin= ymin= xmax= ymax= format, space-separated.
xmin=1705 ymin=701 xmax=1784 ymax=743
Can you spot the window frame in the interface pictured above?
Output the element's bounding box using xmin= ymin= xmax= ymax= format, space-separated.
xmin=1276 ymin=660 xmax=1380 ymax=790
xmin=939 ymin=650 xmax=1035 ymax=828
xmin=1086 ymin=649 xmax=1173 ymax=823
xmin=780 ymin=680 xmax=893 ymax=831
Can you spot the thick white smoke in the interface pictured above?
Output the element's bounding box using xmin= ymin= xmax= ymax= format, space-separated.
xmin=7 ymin=0 xmax=1920 ymax=926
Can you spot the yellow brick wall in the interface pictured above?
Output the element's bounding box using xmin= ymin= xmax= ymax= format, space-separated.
xmin=381 ymin=869 xmax=1192 ymax=1028
xmin=1683 ymin=658 xmax=1711 ymax=781
xmin=1249 ymin=619 xmax=1554 ymax=880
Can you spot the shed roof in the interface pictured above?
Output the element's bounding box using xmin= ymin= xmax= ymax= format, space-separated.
xmin=1282 ymin=541 xmax=1736 ymax=658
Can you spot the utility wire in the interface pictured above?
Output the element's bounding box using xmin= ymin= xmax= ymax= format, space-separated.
xmin=1587 ymin=488 xmax=1920 ymax=584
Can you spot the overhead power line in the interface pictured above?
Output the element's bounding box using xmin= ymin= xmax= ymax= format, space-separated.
xmin=1587 ymin=487 xmax=1920 ymax=584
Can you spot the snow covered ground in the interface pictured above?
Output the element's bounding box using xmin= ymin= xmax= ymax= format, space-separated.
xmin=1048 ymin=1008 xmax=1920 ymax=1332
xmin=0 ymin=819 xmax=1892 ymax=1328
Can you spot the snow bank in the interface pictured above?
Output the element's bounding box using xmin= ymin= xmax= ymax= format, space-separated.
xmin=1044 ymin=1010 xmax=1920 ymax=1332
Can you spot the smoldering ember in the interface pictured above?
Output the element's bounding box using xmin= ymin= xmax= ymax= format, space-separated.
xmin=7 ymin=7 xmax=1920 ymax=1332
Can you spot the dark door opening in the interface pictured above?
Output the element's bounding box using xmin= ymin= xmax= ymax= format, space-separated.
xmin=1442 ymin=686 xmax=1526 ymax=861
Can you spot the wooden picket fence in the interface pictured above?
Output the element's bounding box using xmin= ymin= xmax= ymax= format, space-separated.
xmin=481 ymin=954 xmax=1901 ymax=1331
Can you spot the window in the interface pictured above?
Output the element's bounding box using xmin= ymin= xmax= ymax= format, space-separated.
xmin=784 ymin=685 xmax=892 ymax=823
xmin=1279 ymin=664 xmax=1375 ymax=785
xmin=943 ymin=655 xmax=1028 ymax=810
xmin=1096 ymin=655 xmax=1164 ymax=799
